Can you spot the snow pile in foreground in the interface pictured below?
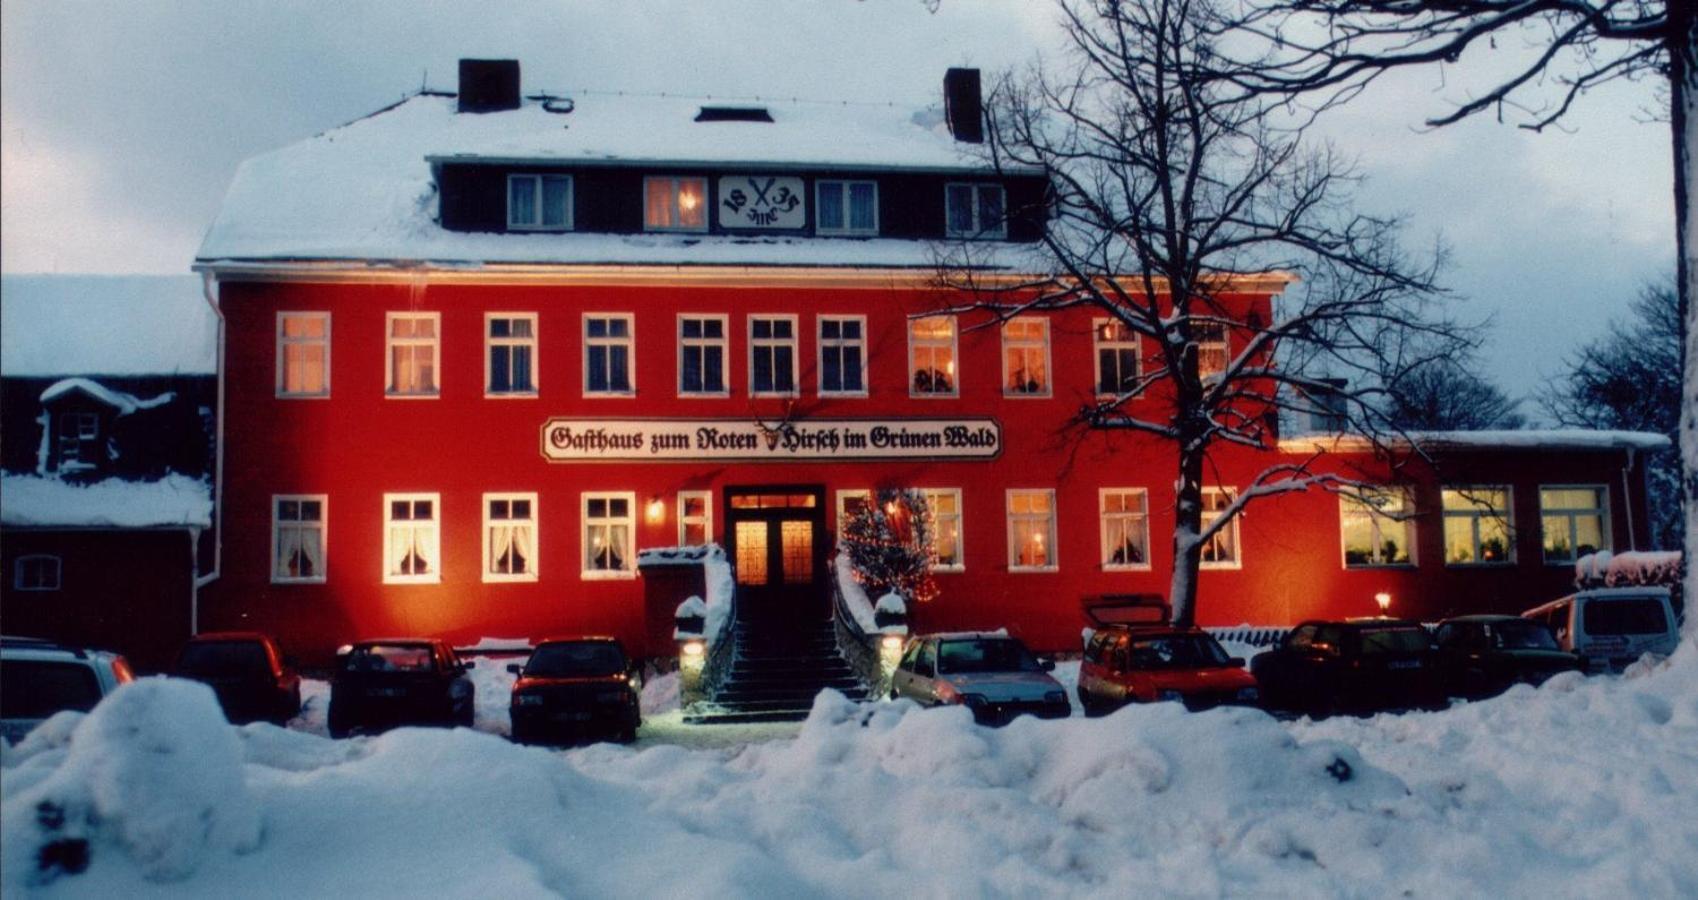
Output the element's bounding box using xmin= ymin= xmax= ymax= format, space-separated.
xmin=5 ymin=645 xmax=1698 ymax=896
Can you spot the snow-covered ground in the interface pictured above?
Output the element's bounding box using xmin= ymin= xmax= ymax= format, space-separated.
xmin=5 ymin=638 xmax=1696 ymax=896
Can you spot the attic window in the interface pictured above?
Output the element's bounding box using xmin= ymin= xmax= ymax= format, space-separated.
xmin=695 ymin=106 xmax=772 ymax=123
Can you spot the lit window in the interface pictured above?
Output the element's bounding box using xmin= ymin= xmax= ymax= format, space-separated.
xmin=584 ymin=314 xmax=634 ymax=395
xmin=945 ymin=183 xmax=1007 ymax=238
xmin=13 ymin=555 xmax=61 ymax=592
xmin=1001 ymin=317 xmax=1050 ymax=397
xmin=383 ymin=493 xmax=440 ymax=583
xmin=1195 ymin=321 xmax=1229 ymax=380
xmin=1200 ymin=488 xmax=1240 ymax=568
xmin=921 ymin=488 xmax=963 ymax=570
xmin=1094 ymin=319 xmax=1140 ymax=397
xmin=679 ymin=315 xmax=728 ymax=396
xmin=486 ymin=313 xmax=537 ymax=396
xmin=272 ymin=495 xmax=327 ymax=584
xmin=483 ymin=493 xmax=537 ymax=582
xmin=507 ymin=174 xmax=573 ymax=230
xmin=819 ymin=316 xmax=867 ymax=395
xmin=816 ymin=180 xmax=878 ymax=235
xmin=836 ymin=490 xmax=872 ymax=540
xmin=644 ymin=176 xmax=708 ymax=232
xmin=749 ymin=316 xmax=798 ymax=396
xmin=277 ymin=312 xmax=330 ymax=398
xmin=678 ymin=490 xmax=713 ymax=546
xmin=583 ymin=492 xmax=635 ymax=577
xmin=57 ymin=413 xmax=100 ymax=469
xmin=1442 ymin=487 xmax=1514 ymax=565
xmin=386 ymin=312 xmax=440 ymax=397
xmin=908 ymin=315 xmax=958 ymax=397
xmin=1340 ymin=488 xmax=1414 ymax=567
xmin=1100 ymin=489 xmax=1150 ymax=569
xmin=1540 ymin=486 xmax=1609 ymax=564
xmin=1007 ymin=489 xmax=1057 ymax=571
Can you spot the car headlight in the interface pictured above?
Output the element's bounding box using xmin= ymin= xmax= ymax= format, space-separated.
xmin=1236 ymin=687 xmax=1260 ymax=702
xmin=1158 ymin=690 xmax=1183 ymax=702
xmin=515 ymin=694 xmax=544 ymax=707
xmin=1044 ymin=690 xmax=1066 ymax=705
xmin=961 ymin=693 xmax=988 ymax=707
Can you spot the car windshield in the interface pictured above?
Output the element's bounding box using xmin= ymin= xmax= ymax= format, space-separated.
xmin=936 ymin=639 xmax=1042 ymax=674
xmin=1583 ymin=599 xmax=1668 ymax=636
xmin=1 ymin=660 xmax=103 ymax=718
xmin=1127 ymin=634 xmax=1232 ymax=669
xmin=1358 ymin=627 xmax=1430 ymax=655
xmin=1493 ymin=620 xmax=1559 ymax=650
xmin=179 ymin=641 xmax=270 ymax=677
xmin=524 ymin=642 xmax=625 ymax=677
xmin=344 ymin=645 xmax=435 ymax=672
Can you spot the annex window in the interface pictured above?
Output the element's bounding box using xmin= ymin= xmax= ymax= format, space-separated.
xmin=583 ymin=492 xmax=636 ymax=577
xmin=584 ymin=314 xmax=634 ymax=395
xmin=386 ymin=312 xmax=440 ymax=397
xmin=908 ymin=315 xmax=958 ymax=397
xmin=506 ymin=174 xmax=573 ymax=230
xmin=272 ymin=495 xmax=327 ymax=584
xmin=945 ymin=183 xmax=1007 ymax=239
xmin=483 ymin=493 xmax=537 ymax=582
xmin=13 ymin=554 xmax=62 ymax=592
xmin=57 ymin=413 xmax=100 ymax=467
xmin=678 ymin=315 xmax=728 ymax=396
xmin=836 ymin=490 xmax=872 ymax=540
xmin=749 ymin=315 xmax=798 ymax=397
xmin=277 ymin=312 xmax=330 ymax=398
xmin=644 ymin=176 xmax=708 ymax=232
xmin=1100 ymin=489 xmax=1151 ymax=570
xmin=1007 ymin=489 xmax=1057 ymax=571
xmin=1195 ymin=321 xmax=1229 ymax=380
xmin=818 ymin=316 xmax=867 ymax=396
xmin=485 ymin=313 xmax=537 ymax=396
xmin=1094 ymin=319 xmax=1140 ymax=397
xmin=1540 ymin=486 xmax=1610 ymax=564
xmin=816 ymin=180 xmax=878 ymax=235
xmin=921 ymin=488 xmax=964 ymax=570
xmin=678 ymin=490 xmax=713 ymax=546
xmin=1442 ymin=487 xmax=1514 ymax=565
xmin=1001 ymin=317 xmax=1050 ymax=397
xmin=1200 ymin=488 xmax=1241 ymax=569
xmin=383 ymin=493 xmax=440 ymax=584
xmin=1340 ymin=488 xmax=1414 ymax=567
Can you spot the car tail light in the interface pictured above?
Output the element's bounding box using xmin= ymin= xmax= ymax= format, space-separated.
xmin=935 ymin=682 xmax=962 ymax=704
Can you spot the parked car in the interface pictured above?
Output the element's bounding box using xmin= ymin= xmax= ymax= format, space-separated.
xmin=1432 ymin=616 xmax=1584 ymax=699
xmin=327 ymin=639 xmax=474 ymax=738
xmin=1 ymin=636 xmax=134 ymax=743
xmin=890 ymin=633 xmax=1070 ymax=726
xmin=508 ymin=637 xmax=641 ymax=744
xmin=1077 ymin=625 xmax=1259 ymax=715
xmin=1251 ymin=619 xmax=1442 ymax=716
xmin=1522 ymin=587 xmax=1680 ymax=672
xmin=174 ymin=631 xmax=301 ymax=725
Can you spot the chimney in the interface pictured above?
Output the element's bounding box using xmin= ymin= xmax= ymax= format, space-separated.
xmin=943 ymin=68 xmax=983 ymax=143
xmin=458 ymin=59 xmax=521 ymax=113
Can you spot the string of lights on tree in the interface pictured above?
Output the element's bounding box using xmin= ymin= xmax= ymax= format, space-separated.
xmin=841 ymin=488 xmax=940 ymax=605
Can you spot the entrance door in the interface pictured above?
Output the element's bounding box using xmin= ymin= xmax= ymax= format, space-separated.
xmin=725 ymin=486 xmax=827 ymax=623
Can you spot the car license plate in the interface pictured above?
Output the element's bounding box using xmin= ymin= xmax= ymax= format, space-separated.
xmin=1387 ymin=660 xmax=1421 ymax=670
xmin=554 ymin=712 xmax=592 ymax=722
xmin=368 ymin=687 xmax=406 ymax=698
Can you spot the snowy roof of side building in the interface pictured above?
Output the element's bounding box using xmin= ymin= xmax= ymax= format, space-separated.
xmin=0 ymin=275 xmax=215 ymax=377
xmin=195 ymin=92 xmax=1048 ymax=270
xmin=0 ymin=474 xmax=212 ymax=529
xmin=1279 ymin=430 xmax=1672 ymax=453
xmin=39 ymin=378 xmax=175 ymax=415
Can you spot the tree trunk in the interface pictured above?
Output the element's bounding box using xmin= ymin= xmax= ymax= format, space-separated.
xmin=1170 ymin=442 xmax=1206 ymax=627
xmin=1673 ymin=8 xmax=1698 ymax=635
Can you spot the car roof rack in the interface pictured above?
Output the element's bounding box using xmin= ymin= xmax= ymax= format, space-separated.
xmin=0 ymin=635 xmax=87 ymax=658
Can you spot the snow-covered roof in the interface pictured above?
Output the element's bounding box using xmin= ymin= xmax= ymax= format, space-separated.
xmin=196 ymin=93 xmax=1044 ymax=270
xmin=1280 ymin=430 xmax=1672 ymax=454
xmin=39 ymin=378 xmax=174 ymax=415
xmin=0 ymin=474 xmax=212 ymax=529
xmin=0 ymin=275 xmax=215 ymax=377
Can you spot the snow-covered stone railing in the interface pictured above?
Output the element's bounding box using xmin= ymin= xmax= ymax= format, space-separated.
xmin=639 ymin=544 xmax=736 ymax=710
xmin=831 ymin=552 xmax=909 ymax=696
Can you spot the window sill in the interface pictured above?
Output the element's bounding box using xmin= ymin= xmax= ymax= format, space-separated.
xmin=643 ymin=226 xmax=709 ymax=234
xmin=483 ymin=573 xmax=539 ymax=584
xmin=819 ymin=390 xmax=869 ymax=399
xmin=750 ymin=391 xmax=801 ymax=399
xmin=1003 ymin=392 xmax=1053 ymax=400
xmin=817 ymin=229 xmax=880 ymax=238
xmin=271 ymin=577 xmax=327 ymax=586
xmin=678 ymin=391 xmax=731 ymax=399
xmin=583 ymin=391 xmax=638 ymax=399
xmin=580 ymin=570 xmax=637 ymax=581
xmin=507 ymin=224 xmax=574 ymax=232
xmin=385 ymin=392 xmax=440 ymax=400
xmin=945 ymin=231 xmax=1010 ymax=241
xmin=1009 ymin=565 xmax=1059 ymax=574
xmin=930 ymin=564 xmax=965 ymax=573
xmin=484 ymin=391 xmax=539 ymax=400
xmin=1199 ymin=562 xmax=1243 ymax=571
xmin=907 ymin=392 xmax=960 ymax=400
xmin=1102 ymin=564 xmax=1153 ymax=573
xmin=276 ymin=392 xmax=332 ymax=400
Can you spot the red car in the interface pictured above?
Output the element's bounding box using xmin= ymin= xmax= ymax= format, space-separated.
xmin=508 ymin=637 xmax=641 ymax=744
xmin=175 ymin=631 xmax=302 ymax=725
xmin=1077 ymin=625 xmax=1260 ymax=715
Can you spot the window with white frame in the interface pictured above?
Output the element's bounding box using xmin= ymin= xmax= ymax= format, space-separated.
xmin=678 ymin=490 xmax=712 ymax=546
xmin=818 ymin=316 xmax=867 ymax=395
xmin=507 ymin=174 xmax=573 ymax=230
xmin=483 ymin=493 xmax=537 ymax=582
xmin=921 ymin=488 xmax=963 ymax=569
xmin=13 ymin=555 xmax=61 ymax=592
xmin=908 ymin=315 xmax=958 ymax=396
xmin=272 ymin=495 xmax=327 ymax=583
xmin=1007 ymin=489 xmax=1057 ymax=570
xmin=584 ymin=314 xmax=634 ymax=395
xmin=945 ymin=183 xmax=1007 ymax=238
xmin=583 ymin=493 xmax=635 ymax=576
xmin=836 ymin=490 xmax=872 ymax=540
xmin=1540 ymin=485 xmax=1609 ymax=564
xmin=277 ymin=312 xmax=330 ymax=398
xmin=1442 ymin=486 xmax=1514 ymax=565
xmin=679 ymin=316 xmax=728 ymax=395
xmin=57 ymin=413 xmax=100 ymax=467
xmin=486 ymin=313 xmax=537 ymax=396
xmin=383 ymin=493 xmax=440 ymax=583
xmin=1340 ymin=488 xmax=1414 ymax=567
xmin=1200 ymin=488 xmax=1241 ymax=568
xmin=644 ymin=176 xmax=708 ymax=232
xmin=816 ymin=180 xmax=878 ymax=235
xmin=1002 ymin=317 xmax=1050 ymax=396
xmin=1195 ymin=321 xmax=1229 ymax=380
xmin=749 ymin=316 xmax=797 ymax=396
xmin=1094 ymin=319 xmax=1140 ymax=397
xmin=1100 ymin=489 xmax=1150 ymax=569
xmin=386 ymin=312 xmax=440 ymax=397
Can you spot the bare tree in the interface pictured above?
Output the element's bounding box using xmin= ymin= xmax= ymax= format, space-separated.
xmin=936 ymin=0 xmax=1463 ymax=626
xmin=1384 ymin=355 xmax=1525 ymax=431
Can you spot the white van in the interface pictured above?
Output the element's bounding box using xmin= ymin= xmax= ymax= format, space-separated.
xmin=1522 ymin=587 xmax=1680 ymax=672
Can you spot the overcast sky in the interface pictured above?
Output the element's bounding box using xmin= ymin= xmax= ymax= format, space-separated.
xmin=0 ymin=1 xmax=1674 ymax=403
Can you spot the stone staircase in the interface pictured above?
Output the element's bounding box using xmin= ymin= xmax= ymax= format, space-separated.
xmin=686 ymin=614 xmax=868 ymax=724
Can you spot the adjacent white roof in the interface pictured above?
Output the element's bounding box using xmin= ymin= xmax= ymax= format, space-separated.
xmin=1280 ymin=430 xmax=1672 ymax=454
xmin=0 ymin=275 xmax=215 ymax=377
xmin=40 ymin=378 xmax=175 ymax=415
xmin=0 ymin=474 xmax=212 ymax=529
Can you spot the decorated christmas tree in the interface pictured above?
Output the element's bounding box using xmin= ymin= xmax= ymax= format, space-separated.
xmin=841 ymin=488 xmax=939 ymax=605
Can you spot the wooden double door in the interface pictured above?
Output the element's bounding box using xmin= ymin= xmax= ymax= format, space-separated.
xmin=725 ymin=485 xmax=827 ymax=624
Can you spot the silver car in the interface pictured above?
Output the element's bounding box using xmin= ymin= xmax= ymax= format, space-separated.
xmin=1 ymin=636 xmax=134 ymax=744
xmin=890 ymin=633 xmax=1070 ymax=726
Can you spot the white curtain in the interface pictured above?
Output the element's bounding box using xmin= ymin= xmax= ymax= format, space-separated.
xmin=389 ymin=525 xmax=413 ymax=575
xmin=510 ymin=523 xmax=532 ymax=574
xmin=277 ymin=526 xmax=302 ymax=578
xmin=300 ymin=526 xmax=324 ymax=577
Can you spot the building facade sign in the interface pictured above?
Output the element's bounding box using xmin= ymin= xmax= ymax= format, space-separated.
xmin=717 ymin=175 xmax=806 ymax=229
xmin=541 ymin=417 xmax=1001 ymax=462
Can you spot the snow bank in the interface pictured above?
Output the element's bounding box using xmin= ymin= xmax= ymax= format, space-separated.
xmin=0 ymin=275 xmax=215 ymax=378
xmin=834 ymin=552 xmax=908 ymax=636
xmin=0 ymin=474 xmax=212 ymax=528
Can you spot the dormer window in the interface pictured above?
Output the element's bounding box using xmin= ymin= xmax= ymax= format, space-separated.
xmin=817 ymin=180 xmax=878 ymax=235
xmin=57 ymin=413 xmax=101 ymax=470
xmin=507 ymin=174 xmax=573 ymax=230
xmin=945 ymin=183 xmax=1006 ymax=239
xmin=645 ymin=176 xmax=708 ymax=232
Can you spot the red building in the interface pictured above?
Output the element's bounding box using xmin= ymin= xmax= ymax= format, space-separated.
xmin=194 ymin=61 xmax=1664 ymax=662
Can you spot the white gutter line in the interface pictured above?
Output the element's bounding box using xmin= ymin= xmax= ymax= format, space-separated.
xmin=194 ymin=271 xmax=225 ymax=596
